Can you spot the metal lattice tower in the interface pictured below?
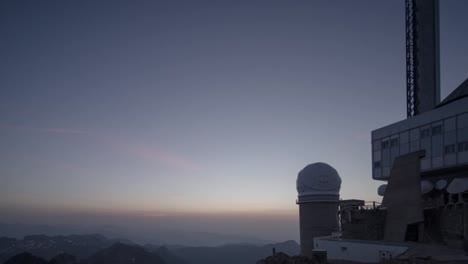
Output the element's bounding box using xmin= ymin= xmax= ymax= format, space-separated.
xmin=406 ymin=0 xmax=416 ymax=118
xmin=405 ymin=0 xmax=440 ymax=118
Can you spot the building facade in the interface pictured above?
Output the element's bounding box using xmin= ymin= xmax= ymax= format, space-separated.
xmin=372 ymin=94 xmax=468 ymax=180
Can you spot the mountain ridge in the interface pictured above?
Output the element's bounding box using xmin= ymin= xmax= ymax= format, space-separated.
xmin=0 ymin=234 xmax=299 ymax=264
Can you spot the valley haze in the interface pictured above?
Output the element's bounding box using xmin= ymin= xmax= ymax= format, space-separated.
xmin=0 ymin=208 xmax=298 ymax=245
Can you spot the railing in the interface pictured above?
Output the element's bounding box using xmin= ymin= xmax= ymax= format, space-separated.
xmin=362 ymin=201 xmax=381 ymax=210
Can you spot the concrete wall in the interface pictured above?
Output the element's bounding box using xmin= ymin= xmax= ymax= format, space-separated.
xmin=341 ymin=209 xmax=386 ymax=240
xmin=382 ymin=151 xmax=424 ymax=242
xmin=314 ymin=237 xmax=408 ymax=263
xmin=299 ymin=201 xmax=339 ymax=257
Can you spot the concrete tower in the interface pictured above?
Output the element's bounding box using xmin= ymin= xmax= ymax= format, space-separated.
xmin=296 ymin=162 xmax=341 ymax=257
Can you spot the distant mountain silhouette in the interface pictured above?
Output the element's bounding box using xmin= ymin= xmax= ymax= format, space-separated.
xmin=0 ymin=234 xmax=129 ymax=262
xmin=1 ymin=233 xmax=299 ymax=264
xmin=0 ymin=223 xmax=269 ymax=247
xmin=162 ymin=240 xmax=299 ymax=264
xmin=3 ymin=243 xmax=163 ymax=264
xmin=85 ymin=243 xmax=164 ymax=264
xmin=153 ymin=246 xmax=188 ymax=264
xmin=0 ymin=238 xmax=16 ymax=250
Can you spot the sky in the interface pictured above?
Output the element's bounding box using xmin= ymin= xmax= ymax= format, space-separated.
xmin=1 ymin=0 xmax=468 ymax=243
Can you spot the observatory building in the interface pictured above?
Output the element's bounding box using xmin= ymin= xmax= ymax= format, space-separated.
xmin=369 ymin=0 xmax=468 ymax=248
xmin=296 ymin=0 xmax=468 ymax=262
xmin=296 ymin=162 xmax=341 ymax=257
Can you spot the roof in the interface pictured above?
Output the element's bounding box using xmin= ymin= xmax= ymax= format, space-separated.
xmin=438 ymin=77 xmax=468 ymax=107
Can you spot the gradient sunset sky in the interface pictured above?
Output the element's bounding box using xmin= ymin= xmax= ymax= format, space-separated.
xmin=1 ymin=0 xmax=468 ymax=242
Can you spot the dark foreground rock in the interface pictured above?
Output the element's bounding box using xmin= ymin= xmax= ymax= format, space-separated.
xmin=256 ymin=252 xmax=326 ymax=264
xmin=86 ymin=243 xmax=165 ymax=264
xmin=48 ymin=253 xmax=78 ymax=264
xmin=3 ymin=252 xmax=47 ymax=264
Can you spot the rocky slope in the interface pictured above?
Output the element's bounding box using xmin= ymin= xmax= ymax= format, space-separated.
xmin=256 ymin=252 xmax=325 ymax=264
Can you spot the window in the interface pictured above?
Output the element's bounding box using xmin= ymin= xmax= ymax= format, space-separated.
xmin=410 ymin=128 xmax=420 ymax=140
xmin=400 ymin=131 xmax=409 ymax=143
xmin=400 ymin=143 xmax=409 ymax=154
xmin=458 ymin=127 xmax=468 ymax=142
xmin=373 ymin=161 xmax=381 ymax=169
xmin=459 ymin=142 xmax=468 ymax=152
xmin=445 ymin=117 xmax=456 ymax=132
xmin=381 ymin=140 xmax=390 ymax=149
xmin=390 ymin=138 xmax=399 ymax=147
xmin=373 ymin=140 xmax=381 ymax=151
xmin=432 ymin=125 xmax=443 ymax=136
xmin=445 ymin=144 xmax=456 ymax=154
xmin=458 ymin=113 xmax=468 ymax=128
xmin=420 ymin=128 xmax=431 ymax=138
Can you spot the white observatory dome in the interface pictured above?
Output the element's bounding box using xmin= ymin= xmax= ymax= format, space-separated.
xmin=296 ymin=162 xmax=342 ymax=197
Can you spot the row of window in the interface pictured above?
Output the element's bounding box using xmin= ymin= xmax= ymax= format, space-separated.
xmin=380 ymin=125 xmax=445 ymax=149
xmin=381 ymin=137 xmax=400 ymax=149
xmin=381 ymin=138 xmax=399 ymax=149
xmin=444 ymin=142 xmax=468 ymax=154
xmin=373 ymin=113 xmax=468 ymax=178
xmin=373 ymin=141 xmax=468 ymax=169
xmin=374 ymin=141 xmax=468 ymax=169
xmin=429 ymin=125 xmax=443 ymax=137
xmin=460 ymin=142 xmax=468 ymax=152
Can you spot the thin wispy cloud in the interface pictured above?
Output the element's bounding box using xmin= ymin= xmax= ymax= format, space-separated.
xmin=37 ymin=127 xmax=91 ymax=135
xmin=105 ymin=138 xmax=202 ymax=172
xmin=0 ymin=124 xmax=91 ymax=135
xmin=1 ymin=124 xmax=201 ymax=172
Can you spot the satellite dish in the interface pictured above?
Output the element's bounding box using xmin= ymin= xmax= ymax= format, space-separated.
xmin=377 ymin=184 xmax=387 ymax=196
xmin=421 ymin=180 xmax=434 ymax=194
xmin=447 ymin=178 xmax=468 ymax=194
xmin=435 ymin=179 xmax=447 ymax=190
